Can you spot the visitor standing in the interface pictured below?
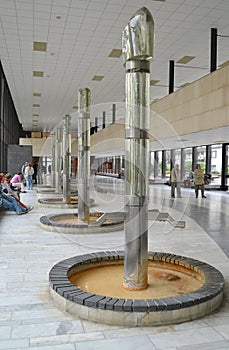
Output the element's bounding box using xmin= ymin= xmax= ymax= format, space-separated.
xmin=194 ymin=164 xmax=206 ymax=198
xmin=24 ymin=163 xmax=34 ymax=190
xmin=171 ymin=163 xmax=182 ymax=198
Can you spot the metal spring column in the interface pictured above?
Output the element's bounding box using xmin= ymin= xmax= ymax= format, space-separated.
xmin=50 ymin=132 xmax=56 ymax=188
xmin=78 ymin=88 xmax=91 ymax=224
xmin=122 ymin=7 xmax=154 ymax=290
xmin=55 ymin=126 xmax=63 ymax=193
xmin=62 ymin=115 xmax=71 ymax=202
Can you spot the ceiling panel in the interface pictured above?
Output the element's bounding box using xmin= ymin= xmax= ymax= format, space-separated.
xmin=0 ymin=0 xmax=229 ymax=136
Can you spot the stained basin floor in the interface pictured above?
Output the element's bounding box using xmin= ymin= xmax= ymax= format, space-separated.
xmin=0 ymin=179 xmax=229 ymax=350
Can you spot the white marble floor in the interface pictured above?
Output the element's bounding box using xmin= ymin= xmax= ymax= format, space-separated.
xmin=0 ymin=181 xmax=229 ymax=350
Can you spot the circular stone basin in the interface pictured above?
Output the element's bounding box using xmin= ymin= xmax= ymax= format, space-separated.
xmin=49 ymin=251 xmax=224 ymax=326
xmin=37 ymin=189 xmax=78 ymax=197
xmin=69 ymin=263 xmax=203 ymax=299
xmin=38 ymin=197 xmax=94 ymax=208
xmin=40 ymin=212 xmax=124 ymax=233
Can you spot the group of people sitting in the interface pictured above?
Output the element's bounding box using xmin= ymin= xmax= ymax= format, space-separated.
xmin=0 ymin=171 xmax=33 ymax=215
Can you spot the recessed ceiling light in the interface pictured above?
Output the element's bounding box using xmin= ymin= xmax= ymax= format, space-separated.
xmin=33 ymin=104 xmax=40 ymax=107
xmin=92 ymin=75 xmax=104 ymax=81
xmin=72 ymin=106 xmax=78 ymax=109
xmin=50 ymin=53 xmax=55 ymax=56
xmin=32 ymin=114 xmax=39 ymax=116
xmin=33 ymin=93 xmax=41 ymax=97
xmin=33 ymin=41 xmax=47 ymax=52
xmin=109 ymin=49 xmax=122 ymax=58
xmin=150 ymin=79 xmax=160 ymax=85
xmin=56 ymin=16 xmax=61 ymax=19
xmin=33 ymin=71 xmax=43 ymax=77
xmin=176 ymin=56 xmax=195 ymax=64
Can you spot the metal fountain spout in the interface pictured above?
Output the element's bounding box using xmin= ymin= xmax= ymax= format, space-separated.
xmin=122 ymin=7 xmax=154 ymax=291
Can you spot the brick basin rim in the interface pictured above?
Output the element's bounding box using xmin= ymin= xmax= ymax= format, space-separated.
xmin=49 ymin=251 xmax=224 ymax=312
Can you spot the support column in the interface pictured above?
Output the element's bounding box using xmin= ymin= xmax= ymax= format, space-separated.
xmin=210 ymin=28 xmax=217 ymax=73
xmin=169 ymin=60 xmax=175 ymax=94
xmin=55 ymin=126 xmax=63 ymax=193
xmin=50 ymin=132 xmax=56 ymax=187
xmin=78 ymin=88 xmax=91 ymax=224
xmin=122 ymin=7 xmax=154 ymax=290
xmin=102 ymin=111 xmax=106 ymax=129
xmin=63 ymin=115 xmax=71 ymax=202
xmin=112 ymin=104 xmax=116 ymax=124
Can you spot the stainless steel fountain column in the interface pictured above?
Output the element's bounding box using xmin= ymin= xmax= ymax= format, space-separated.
xmin=63 ymin=115 xmax=71 ymax=202
xmin=51 ymin=132 xmax=56 ymax=188
xmin=77 ymin=88 xmax=91 ymax=224
xmin=122 ymin=7 xmax=154 ymax=290
xmin=55 ymin=126 xmax=63 ymax=193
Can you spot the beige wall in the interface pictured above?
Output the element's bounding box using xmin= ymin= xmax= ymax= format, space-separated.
xmin=150 ymin=65 xmax=229 ymax=140
xmin=20 ymin=65 xmax=229 ymax=157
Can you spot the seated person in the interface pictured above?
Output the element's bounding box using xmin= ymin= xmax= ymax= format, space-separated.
xmin=11 ymin=172 xmax=27 ymax=193
xmin=3 ymin=173 xmax=20 ymax=199
xmin=183 ymin=168 xmax=194 ymax=187
xmin=0 ymin=173 xmax=32 ymax=215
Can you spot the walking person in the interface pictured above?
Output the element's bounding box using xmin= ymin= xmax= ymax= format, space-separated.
xmin=24 ymin=163 xmax=34 ymax=190
xmin=194 ymin=164 xmax=206 ymax=198
xmin=170 ymin=163 xmax=182 ymax=198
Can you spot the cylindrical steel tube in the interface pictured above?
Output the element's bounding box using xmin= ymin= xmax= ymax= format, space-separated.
xmin=77 ymin=88 xmax=91 ymax=224
xmin=62 ymin=115 xmax=71 ymax=202
xmin=55 ymin=126 xmax=63 ymax=193
xmin=51 ymin=132 xmax=55 ymax=187
xmin=122 ymin=7 xmax=154 ymax=290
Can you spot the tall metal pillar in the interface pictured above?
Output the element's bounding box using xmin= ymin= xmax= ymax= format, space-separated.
xmin=55 ymin=126 xmax=63 ymax=193
xmin=210 ymin=28 xmax=217 ymax=73
xmin=50 ymin=132 xmax=56 ymax=187
xmin=122 ymin=7 xmax=154 ymax=290
xmin=78 ymin=88 xmax=91 ymax=224
xmin=62 ymin=115 xmax=71 ymax=202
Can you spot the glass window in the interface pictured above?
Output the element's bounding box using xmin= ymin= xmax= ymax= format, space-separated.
xmin=150 ymin=152 xmax=154 ymax=179
xmin=196 ymin=146 xmax=206 ymax=172
xmin=157 ymin=151 xmax=162 ymax=178
xmin=183 ymin=148 xmax=193 ymax=177
xmin=174 ymin=149 xmax=181 ymax=165
xmin=165 ymin=150 xmax=171 ymax=178
xmin=225 ymin=145 xmax=229 ymax=187
xmin=210 ymin=144 xmax=222 ymax=185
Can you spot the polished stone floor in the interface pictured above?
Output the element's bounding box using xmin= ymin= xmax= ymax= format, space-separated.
xmin=0 ymin=177 xmax=229 ymax=350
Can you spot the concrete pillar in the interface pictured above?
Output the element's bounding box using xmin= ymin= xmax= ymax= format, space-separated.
xmin=62 ymin=115 xmax=71 ymax=202
xmin=78 ymin=88 xmax=91 ymax=224
xmin=122 ymin=7 xmax=154 ymax=290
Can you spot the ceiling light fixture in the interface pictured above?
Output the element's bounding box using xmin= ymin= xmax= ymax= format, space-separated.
xmin=109 ymin=49 xmax=122 ymax=58
xmin=176 ymin=56 xmax=195 ymax=64
xmin=150 ymin=79 xmax=160 ymax=85
xmin=33 ymin=41 xmax=47 ymax=52
xmin=33 ymin=93 xmax=41 ymax=97
xmin=33 ymin=104 xmax=40 ymax=107
xmin=92 ymin=75 xmax=104 ymax=81
xmin=33 ymin=71 xmax=43 ymax=77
